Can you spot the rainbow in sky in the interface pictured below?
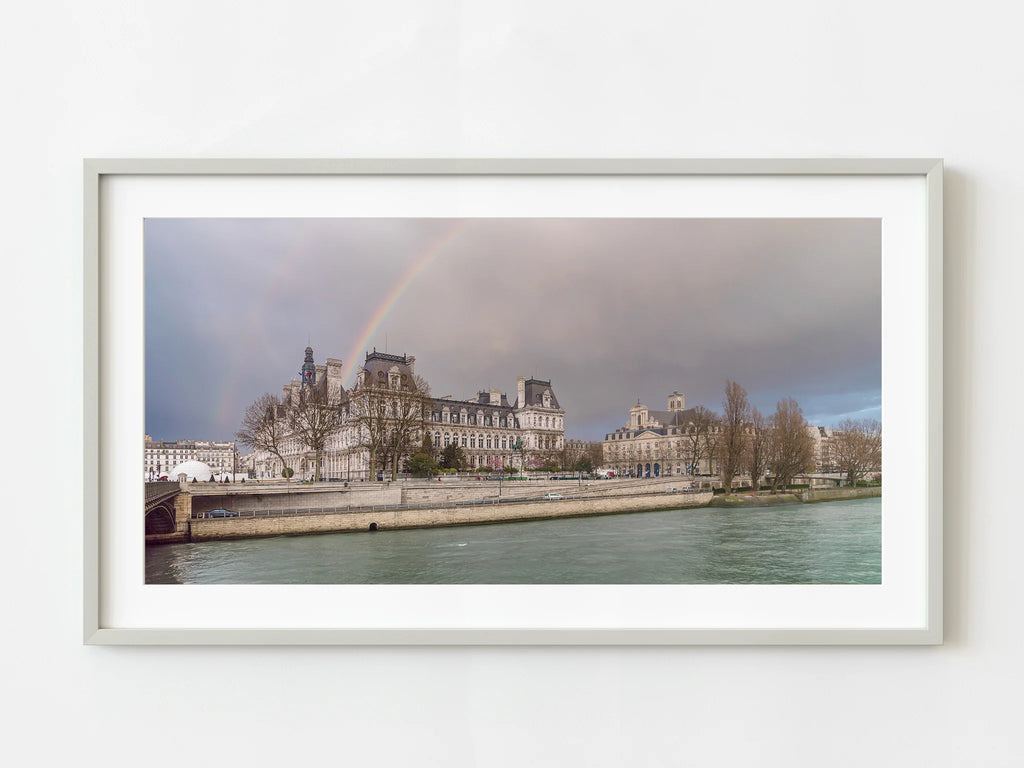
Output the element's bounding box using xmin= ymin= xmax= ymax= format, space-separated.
xmin=342 ymin=219 xmax=471 ymax=388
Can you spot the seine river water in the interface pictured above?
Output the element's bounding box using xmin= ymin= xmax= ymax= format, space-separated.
xmin=146 ymin=496 xmax=880 ymax=584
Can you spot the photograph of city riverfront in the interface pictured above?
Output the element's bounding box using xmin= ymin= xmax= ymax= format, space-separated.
xmin=144 ymin=217 xmax=882 ymax=585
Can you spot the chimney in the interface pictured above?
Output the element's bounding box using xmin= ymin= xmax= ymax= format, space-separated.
xmin=517 ymin=376 xmax=526 ymax=408
xmin=489 ymin=388 xmax=501 ymax=406
xmin=326 ymin=358 xmax=343 ymax=398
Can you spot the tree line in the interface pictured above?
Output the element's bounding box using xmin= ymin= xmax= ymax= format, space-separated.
xmin=715 ymin=380 xmax=881 ymax=492
xmin=235 ymin=373 xmax=881 ymax=488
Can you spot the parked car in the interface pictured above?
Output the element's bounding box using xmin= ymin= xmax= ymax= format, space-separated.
xmin=543 ymin=493 xmax=564 ymax=500
xmin=205 ymin=508 xmax=238 ymax=518
xmin=665 ymin=487 xmax=679 ymax=493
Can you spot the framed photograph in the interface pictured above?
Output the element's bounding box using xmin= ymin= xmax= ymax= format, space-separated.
xmin=84 ymin=158 xmax=942 ymax=644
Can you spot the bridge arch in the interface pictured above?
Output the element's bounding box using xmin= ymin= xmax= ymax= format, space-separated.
xmin=145 ymin=502 xmax=177 ymax=535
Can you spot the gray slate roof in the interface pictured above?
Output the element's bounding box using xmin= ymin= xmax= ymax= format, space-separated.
xmin=517 ymin=378 xmax=561 ymax=410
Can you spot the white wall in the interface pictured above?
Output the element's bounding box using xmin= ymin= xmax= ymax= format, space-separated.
xmin=4 ymin=1 xmax=1021 ymax=765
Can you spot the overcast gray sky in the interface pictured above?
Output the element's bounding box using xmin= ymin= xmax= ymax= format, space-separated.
xmin=145 ymin=217 xmax=880 ymax=444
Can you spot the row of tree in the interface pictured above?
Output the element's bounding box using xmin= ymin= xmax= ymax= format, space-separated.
xmin=532 ymin=440 xmax=605 ymax=474
xmin=717 ymin=381 xmax=881 ymax=491
xmin=237 ymin=372 xmax=881 ymax=488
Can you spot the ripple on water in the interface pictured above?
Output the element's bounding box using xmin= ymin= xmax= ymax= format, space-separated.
xmin=145 ymin=497 xmax=881 ymax=584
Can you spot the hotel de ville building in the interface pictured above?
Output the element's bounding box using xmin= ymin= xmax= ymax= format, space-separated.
xmin=254 ymin=347 xmax=566 ymax=480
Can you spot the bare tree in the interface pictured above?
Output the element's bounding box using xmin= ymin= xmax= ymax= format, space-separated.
xmin=288 ymin=383 xmax=343 ymax=482
xmin=236 ymin=393 xmax=290 ymax=479
xmin=768 ymin=397 xmax=815 ymax=491
xmin=831 ymin=418 xmax=882 ymax=486
xmin=746 ymin=406 xmax=770 ymax=492
xmin=718 ymin=380 xmax=750 ymax=492
xmin=556 ymin=439 xmax=594 ymax=472
xmin=349 ymin=385 xmax=391 ymax=480
xmin=382 ymin=375 xmax=432 ymax=480
xmin=684 ymin=405 xmax=718 ymax=475
xmin=349 ymin=373 xmax=431 ymax=481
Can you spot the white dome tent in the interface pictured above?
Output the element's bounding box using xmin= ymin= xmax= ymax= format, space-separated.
xmin=168 ymin=460 xmax=214 ymax=483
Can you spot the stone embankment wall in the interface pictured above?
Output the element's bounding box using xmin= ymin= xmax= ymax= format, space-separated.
xmin=709 ymin=493 xmax=803 ymax=507
xmin=399 ymin=476 xmax=685 ymax=505
xmin=798 ymin=486 xmax=881 ymax=503
xmin=187 ymin=491 xmax=714 ymax=542
xmin=188 ymin=485 xmax=400 ymax=516
xmin=708 ymin=486 xmax=881 ymax=507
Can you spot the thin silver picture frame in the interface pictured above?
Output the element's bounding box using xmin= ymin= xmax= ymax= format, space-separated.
xmin=84 ymin=158 xmax=943 ymax=645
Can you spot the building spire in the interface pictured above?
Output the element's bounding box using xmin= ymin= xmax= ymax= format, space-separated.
xmin=301 ymin=345 xmax=316 ymax=386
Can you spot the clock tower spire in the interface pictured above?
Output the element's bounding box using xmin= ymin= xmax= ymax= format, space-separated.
xmin=301 ymin=345 xmax=316 ymax=387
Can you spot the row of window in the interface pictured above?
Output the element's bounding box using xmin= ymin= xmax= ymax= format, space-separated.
xmin=144 ymin=457 xmax=232 ymax=465
xmin=523 ymin=414 xmax=561 ymax=430
xmin=431 ymin=432 xmax=564 ymax=451
xmin=608 ymin=426 xmax=719 ymax=440
xmin=429 ymin=412 xmax=565 ymax=430
xmin=433 ymin=412 xmax=512 ymax=428
xmin=434 ymin=433 xmax=515 ymax=450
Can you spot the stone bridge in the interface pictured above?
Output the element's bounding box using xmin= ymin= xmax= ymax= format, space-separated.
xmin=144 ymin=481 xmax=184 ymax=537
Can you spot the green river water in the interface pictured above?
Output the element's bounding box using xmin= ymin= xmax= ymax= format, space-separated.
xmin=145 ymin=496 xmax=881 ymax=584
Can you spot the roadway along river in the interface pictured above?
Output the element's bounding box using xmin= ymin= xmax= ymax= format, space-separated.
xmin=145 ymin=496 xmax=881 ymax=584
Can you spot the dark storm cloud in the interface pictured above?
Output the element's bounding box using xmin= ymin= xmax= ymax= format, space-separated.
xmin=145 ymin=218 xmax=880 ymax=442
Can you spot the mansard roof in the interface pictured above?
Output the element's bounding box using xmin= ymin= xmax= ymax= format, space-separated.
xmin=519 ymin=378 xmax=561 ymax=410
xmin=474 ymin=391 xmax=513 ymax=407
xmin=365 ymin=350 xmax=409 ymax=365
xmin=643 ymin=406 xmax=699 ymax=427
xmin=359 ymin=349 xmax=417 ymax=389
xmin=432 ymin=395 xmax=514 ymax=413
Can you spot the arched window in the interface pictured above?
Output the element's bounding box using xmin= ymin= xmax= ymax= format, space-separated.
xmin=444 ymin=433 xmax=451 ymax=447
xmin=470 ymin=436 xmax=476 ymax=448
xmin=461 ymin=435 xmax=467 ymax=447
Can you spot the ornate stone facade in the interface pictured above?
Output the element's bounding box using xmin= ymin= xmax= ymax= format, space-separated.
xmin=254 ymin=347 xmax=566 ymax=480
xmin=602 ymin=392 xmax=838 ymax=479
xmin=602 ymin=392 xmax=716 ymax=478
xmin=144 ymin=435 xmax=238 ymax=480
